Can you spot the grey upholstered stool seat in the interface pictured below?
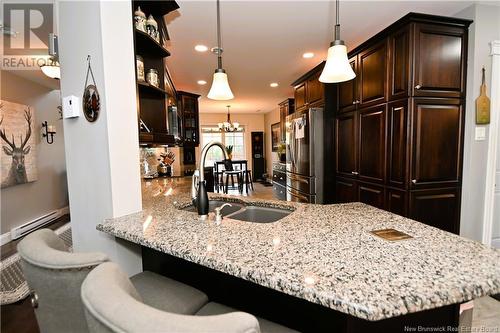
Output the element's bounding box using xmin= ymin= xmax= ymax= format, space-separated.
xmin=17 ymin=229 xmax=109 ymax=333
xmin=82 ymin=262 xmax=260 ymax=333
xmin=130 ymin=271 xmax=208 ymax=315
xmin=196 ymin=302 xmax=299 ymax=333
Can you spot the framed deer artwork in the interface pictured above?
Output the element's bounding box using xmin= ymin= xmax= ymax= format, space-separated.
xmin=0 ymin=100 xmax=38 ymax=188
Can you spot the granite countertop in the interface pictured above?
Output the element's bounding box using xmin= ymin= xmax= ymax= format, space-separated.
xmin=97 ymin=178 xmax=500 ymax=321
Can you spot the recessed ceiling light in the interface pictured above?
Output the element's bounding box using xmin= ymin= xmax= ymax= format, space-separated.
xmin=197 ymin=80 xmax=207 ymax=85
xmin=270 ymin=82 xmax=279 ymax=88
xmin=303 ymin=52 xmax=314 ymax=59
xmin=194 ymin=45 xmax=208 ymax=52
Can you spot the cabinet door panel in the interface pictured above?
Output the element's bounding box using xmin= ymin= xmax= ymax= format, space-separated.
xmin=358 ymin=105 xmax=386 ymax=183
xmin=387 ymin=100 xmax=409 ymax=188
xmin=335 ymin=177 xmax=358 ymax=203
xmin=413 ymin=24 xmax=466 ymax=98
xmin=389 ymin=27 xmax=411 ymax=100
xmin=359 ymin=42 xmax=387 ymax=107
xmin=335 ymin=112 xmax=357 ymax=178
xmin=386 ymin=189 xmax=407 ymax=216
xmin=409 ymin=188 xmax=460 ymax=234
xmin=338 ymin=56 xmax=357 ymax=112
xmin=306 ymin=71 xmax=324 ymax=106
xmin=294 ymin=83 xmax=306 ymax=111
xmin=358 ymin=182 xmax=385 ymax=209
xmin=411 ymin=99 xmax=463 ymax=188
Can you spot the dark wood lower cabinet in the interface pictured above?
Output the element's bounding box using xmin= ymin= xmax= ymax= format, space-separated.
xmin=409 ymin=187 xmax=461 ymax=234
xmin=335 ymin=177 xmax=357 ymax=203
xmin=386 ymin=188 xmax=407 ymax=216
xmin=358 ymin=182 xmax=385 ymax=209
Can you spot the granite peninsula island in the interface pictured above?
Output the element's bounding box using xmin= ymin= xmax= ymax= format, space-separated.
xmin=97 ymin=178 xmax=500 ymax=332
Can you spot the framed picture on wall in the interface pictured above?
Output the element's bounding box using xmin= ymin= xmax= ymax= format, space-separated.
xmin=271 ymin=122 xmax=280 ymax=152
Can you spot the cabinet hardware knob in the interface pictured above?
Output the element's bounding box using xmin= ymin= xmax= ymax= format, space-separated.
xmin=415 ymin=84 xmax=422 ymax=90
xmin=280 ymin=177 xmax=283 ymax=180
xmin=411 ymin=179 xmax=417 ymax=184
xmin=351 ymin=171 xmax=359 ymax=175
xmin=356 ymin=100 xmax=360 ymax=104
xmin=352 ymin=101 xmax=357 ymax=105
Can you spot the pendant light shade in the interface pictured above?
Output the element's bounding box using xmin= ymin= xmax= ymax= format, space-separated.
xmin=319 ymin=0 xmax=356 ymax=83
xmin=41 ymin=60 xmax=61 ymax=79
xmin=208 ymin=70 xmax=234 ymax=100
xmin=208 ymin=0 xmax=234 ymax=100
xmin=319 ymin=42 xmax=355 ymax=83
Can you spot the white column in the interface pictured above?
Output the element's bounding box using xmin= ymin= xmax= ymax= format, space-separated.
xmin=482 ymin=40 xmax=500 ymax=247
xmin=57 ymin=0 xmax=142 ymax=274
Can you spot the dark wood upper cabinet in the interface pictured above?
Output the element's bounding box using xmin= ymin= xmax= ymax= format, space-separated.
xmin=388 ymin=27 xmax=411 ymax=100
xmin=410 ymin=98 xmax=463 ymax=189
xmin=335 ymin=112 xmax=357 ymax=178
xmin=358 ymin=182 xmax=385 ymax=209
xmin=294 ymin=83 xmax=307 ymax=111
xmin=178 ymin=91 xmax=200 ymax=146
xmin=409 ymin=187 xmax=460 ymax=234
xmin=358 ymin=105 xmax=386 ymax=184
xmin=338 ymin=56 xmax=358 ymax=112
xmin=413 ymin=23 xmax=467 ymax=98
xmin=293 ymin=65 xmax=325 ymax=112
xmin=306 ymin=70 xmax=324 ymax=107
xmin=387 ymin=99 xmax=409 ymax=188
xmin=358 ymin=41 xmax=387 ymax=107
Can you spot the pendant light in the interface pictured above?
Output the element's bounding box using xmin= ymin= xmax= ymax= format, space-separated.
xmin=319 ymin=0 xmax=355 ymax=83
xmin=207 ymin=0 xmax=234 ymax=100
xmin=218 ymin=105 xmax=239 ymax=132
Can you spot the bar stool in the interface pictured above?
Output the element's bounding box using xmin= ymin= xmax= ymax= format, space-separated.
xmin=242 ymin=169 xmax=254 ymax=192
xmin=82 ymin=262 xmax=299 ymax=333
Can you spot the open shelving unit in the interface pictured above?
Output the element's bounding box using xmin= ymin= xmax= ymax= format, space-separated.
xmin=132 ymin=0 xmax=179 ymax=145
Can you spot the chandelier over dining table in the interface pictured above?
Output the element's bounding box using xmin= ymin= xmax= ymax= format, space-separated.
xmin=218 ymin=105 xmax=239 ymax=132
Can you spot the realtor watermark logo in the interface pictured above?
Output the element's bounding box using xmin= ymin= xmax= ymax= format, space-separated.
xmin=1 ymin=3 xmax=53 ymax=70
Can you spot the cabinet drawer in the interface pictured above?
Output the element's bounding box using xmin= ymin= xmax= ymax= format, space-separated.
xmin=358 ymin=182 xmax=385 ymax=209
xmin=286 ymin=172 xmax=315 ymax=194
xmin=335 ymin=177 xmax=358 ymax=203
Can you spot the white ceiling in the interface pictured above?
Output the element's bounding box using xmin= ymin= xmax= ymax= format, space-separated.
xmin=165 ymin=0 xmax=476 ymax=114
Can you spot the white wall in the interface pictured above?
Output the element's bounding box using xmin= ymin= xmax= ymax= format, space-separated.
xmin=454 ymin=4 xmax=500 ymax=243
xmin=1 ymin=71 xmax=68 ymax=234
xmin=264 ymin=107 xmax=280 ymax=180
xmin=58 ymin=0 xmax=142 ymax=274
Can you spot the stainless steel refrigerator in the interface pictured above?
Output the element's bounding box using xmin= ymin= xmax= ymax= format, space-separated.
xmin=285 ymin=107 xmax=324 ymax=203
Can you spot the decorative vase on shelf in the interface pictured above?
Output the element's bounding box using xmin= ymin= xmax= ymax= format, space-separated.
xmin=134 ymin=7 xmax=147 ymax=33
xmin=146 ymin=14 xmax=160 ymax=43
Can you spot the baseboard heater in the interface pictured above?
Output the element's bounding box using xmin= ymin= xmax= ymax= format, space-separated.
xmin=10 ymin=208 xmax=67 ymax=240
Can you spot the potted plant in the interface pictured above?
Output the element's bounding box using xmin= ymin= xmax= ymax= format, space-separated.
xmin=225 ymin=145 xmax=234 ymax=160
xmin=277 ymin=143 xmax=286 ymax=163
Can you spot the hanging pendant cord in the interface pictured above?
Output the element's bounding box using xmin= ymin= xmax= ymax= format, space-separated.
xmin=334 ymin=0 xmax=340 ymax=40
xmin=216 ymin=0 xmax=223 ymax=69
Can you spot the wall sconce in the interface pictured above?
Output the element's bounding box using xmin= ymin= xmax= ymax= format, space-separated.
xmin=42 ymin=121 xmax=56 ymax=144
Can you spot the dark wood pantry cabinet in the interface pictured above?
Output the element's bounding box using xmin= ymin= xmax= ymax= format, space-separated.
xmin=333 ymin=13 xmax=471 ymax=234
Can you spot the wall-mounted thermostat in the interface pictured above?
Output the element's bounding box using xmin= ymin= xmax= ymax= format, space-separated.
xmin=62 ymin=95 xmax=81 ymax=118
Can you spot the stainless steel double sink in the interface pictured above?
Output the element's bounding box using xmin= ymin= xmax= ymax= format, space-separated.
xmin=180 ymin=200 xmax=292 ymax=223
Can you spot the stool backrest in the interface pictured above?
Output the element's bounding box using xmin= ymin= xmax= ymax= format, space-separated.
xmin=82 ymin=262 xmax=260 ymax=333
xmin=17 ymin=229 xmax=108 ymax=333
